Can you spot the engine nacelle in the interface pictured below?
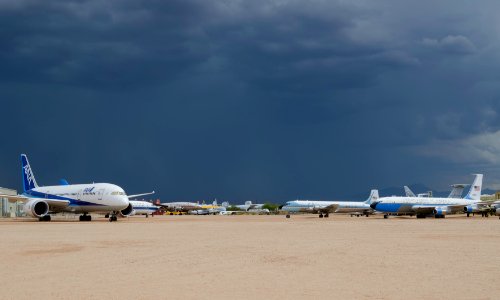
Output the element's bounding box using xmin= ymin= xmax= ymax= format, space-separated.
xmin=434 ymin=207 xmax=447 ymax=216
xmin=119 ymin=203 xmax=134 ymax=217
xmin=496 ymin=208 xmax=500 ymax=216
xmin=464 ymin=205 xmax=476 ymax=213
xmin=23 ymin=199 xmax=49 ymax=218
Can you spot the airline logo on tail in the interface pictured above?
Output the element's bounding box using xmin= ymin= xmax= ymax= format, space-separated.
xmin=24 ymin=165 xmax=35 ymax=186
xmin=21 ymin=154 xmax=38 ymax=192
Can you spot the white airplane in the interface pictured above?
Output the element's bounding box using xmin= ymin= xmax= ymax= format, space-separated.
xmin=157 ymin=201 xmax=202 ymax=214
xmin=236 ymin=201 xmax=264 ymax=211
xmin=489 ymin=201 xmax=500 ymax=219
xmin=127 ymin=200 xmax=159 ymax=218
xmin=280 ymin=190 xmax=379 ymax=218
xmin=370 ymin=174 xmax=489 ymax=218
xmin=0 ymin=154 xmax=152 ymax=222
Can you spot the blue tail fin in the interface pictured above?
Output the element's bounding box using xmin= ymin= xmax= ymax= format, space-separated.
xmin=21 ymin=154 xmax=39 ymax=192
xmin=59 ymin=179 xmax=70 ymax=186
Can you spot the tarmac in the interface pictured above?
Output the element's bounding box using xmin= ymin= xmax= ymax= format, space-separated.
xmin=1 ymin=214 xmax=500 ymax=300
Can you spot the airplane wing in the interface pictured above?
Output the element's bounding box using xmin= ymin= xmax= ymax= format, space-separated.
xmin=128 ymin=191 xmax=155 ymax=199
xmin=318 ymin=203 xmax=340 ymax=213
xmin=0 ymin=194 xmax=70 ymax=210
xmin=411 ymin=206 xmax=436 ymax=215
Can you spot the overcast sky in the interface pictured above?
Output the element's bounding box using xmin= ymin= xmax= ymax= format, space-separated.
xmin=1 ymin=0 xmax=500 ymax=202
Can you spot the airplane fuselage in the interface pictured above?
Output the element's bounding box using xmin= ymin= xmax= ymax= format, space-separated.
xmin=373 ymin=196 xmax=481 ymax=213
xmin=25 ymin=183 xmax=129 ymax=213
xmin=281 ymin=200 xmax=371 ymax=213
xmin=129 ymin=200 xmax=159 ymax=215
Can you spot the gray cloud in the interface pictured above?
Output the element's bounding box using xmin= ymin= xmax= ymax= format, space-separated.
xmin=422 ymin=35 xmax=477 ymax=54
xmin=2 ymin=0 xmax=500 ymax=200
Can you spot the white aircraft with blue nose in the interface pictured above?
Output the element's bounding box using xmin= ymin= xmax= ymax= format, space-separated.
xmin=0 ymin=154 xmax=153 ymax=222
xmin=370 ymin=174 xmax=489 ymax=218
xmin=280 ymin=190 xmax=379 ymax=218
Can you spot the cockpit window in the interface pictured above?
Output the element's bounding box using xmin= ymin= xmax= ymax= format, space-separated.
xmin=111 ymin=191 xmax=126 ymax=196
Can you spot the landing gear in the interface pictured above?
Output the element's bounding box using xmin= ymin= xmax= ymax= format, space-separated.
xmin=146 ymin=214 xmax=149 ymax=218
xmin=383 ymin=215 xmax=389 ymax=219
xmin=105 ymin=214 xmax=109 ymax=218
xmin=356 ymin=214 xmax=360 ymax=217
xmin=416 ymin=214 xmax=426 ymax=219
xmin=109 ymin=214 xmax=117 ymax=222
xmin=324 ymin=213 xmax=329 ymax=218
xmin=39 ymin=215 xmax=51 ymax=221
xmin=466 ymin=213 xmax=470 ymax=217
xmin=79 ymin=214 xmax=91 ymax=221
xmin=319 ymin=213 xmax=324 ymax=218
xmin=286 ymin=214 xmax=290 ymax=219
xmin=434 ymin=215 xmax=445 ymax=219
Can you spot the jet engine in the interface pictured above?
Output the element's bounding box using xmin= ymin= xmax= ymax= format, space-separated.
xmin=496 ymin=208 xmax=500 ymax=216
xmin=23 ymin=199 xmax=49 ymax=218
xmin=464 ymin=205 xmax=478 ymax=214
xmin=434 ymin=207 xmax=447 ymax=217
xmin=119 ymin=203 xmax=134 ymax=217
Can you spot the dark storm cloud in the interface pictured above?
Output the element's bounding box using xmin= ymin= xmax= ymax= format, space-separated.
xmin=2 ymin=0 xmax=500 ymax=200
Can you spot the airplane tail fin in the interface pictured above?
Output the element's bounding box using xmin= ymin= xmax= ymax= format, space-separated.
xmin=448 ymin=184 xmax=466 ymax=198
xmin=364 ymin=189 xmax=379 ymax=204
xmin=21 ymin=154 xmax=39 ymax=192
xmin=404 ymin=186 xmax=416 ymax=197
xmin=464 ymin=174 xmax=483 ymax=201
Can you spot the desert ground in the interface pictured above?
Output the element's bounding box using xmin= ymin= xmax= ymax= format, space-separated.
xmin=1 ymin=214 xmax=499 ymax=300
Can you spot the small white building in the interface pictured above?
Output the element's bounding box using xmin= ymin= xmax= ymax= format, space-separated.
xmin=0 ymin=187 xmax=19 ymax=217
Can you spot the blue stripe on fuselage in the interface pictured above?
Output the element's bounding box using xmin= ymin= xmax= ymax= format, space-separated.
xmin=25 ymin=190 xmax=106 ymax=207
xmin=134 ymin=207 xmax=158 ymax=211
xmin=374 ymin=203 xmax=405 ymax=213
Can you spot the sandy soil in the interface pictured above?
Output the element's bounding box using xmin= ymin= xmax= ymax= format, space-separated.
xmin=1 ymin=214 xmax=499 ymax=300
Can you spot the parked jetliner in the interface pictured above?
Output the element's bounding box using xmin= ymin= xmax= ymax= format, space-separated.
xmin=236 ymin=201 xmax=264 ymax=211
xmin=370 ymin=174 xmax=488 ymax=218
xmin=280 ymin=190 xmax=379 ymax=218
xmin=0 ymin=154 xmax=152 ymax=222
xmin=157 ymin=201 xmax=202 ymax=214
xmin=128 ymin=200 xmax=159 ymax=218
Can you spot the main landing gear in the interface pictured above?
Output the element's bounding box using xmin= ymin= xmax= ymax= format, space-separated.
xmin=319 ymin=213 xmax=329 ymax=218
xmin=38 ymin=215 xmax=51 ymax=222
xmin=109 ymin=213 xmax=118 ymax=222
xmin=79 ymin=214 xmax=92 ymax=222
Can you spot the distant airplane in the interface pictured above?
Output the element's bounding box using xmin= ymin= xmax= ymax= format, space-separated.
xmin=236 ymin=201 xmax=264 ymax=211
xmin=370 ymin=174 xmax=489 ymax=218
xmin=127 ymin=200 xmax=159 ymax=218
xmin=0 ymin=154 xmax=153 ymax=222
xmin=158 ymin=202 xmax=201 ymax=214
xmin=280 ymin=190 xmax=379 ymax=218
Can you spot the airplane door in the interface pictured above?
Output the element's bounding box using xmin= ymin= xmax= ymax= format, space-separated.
xmin=98 ymin=189 xmax=105 ymax=201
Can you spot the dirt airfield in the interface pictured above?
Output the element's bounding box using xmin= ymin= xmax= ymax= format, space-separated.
xmin=1 ymin=214 xmax=500 ymax=300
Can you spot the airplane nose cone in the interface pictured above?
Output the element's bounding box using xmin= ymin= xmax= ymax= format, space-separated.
xmin=117 ymin=196 xmax=129 ymax=209
xmin=370 ymin=202 xmax=379 ymax=210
